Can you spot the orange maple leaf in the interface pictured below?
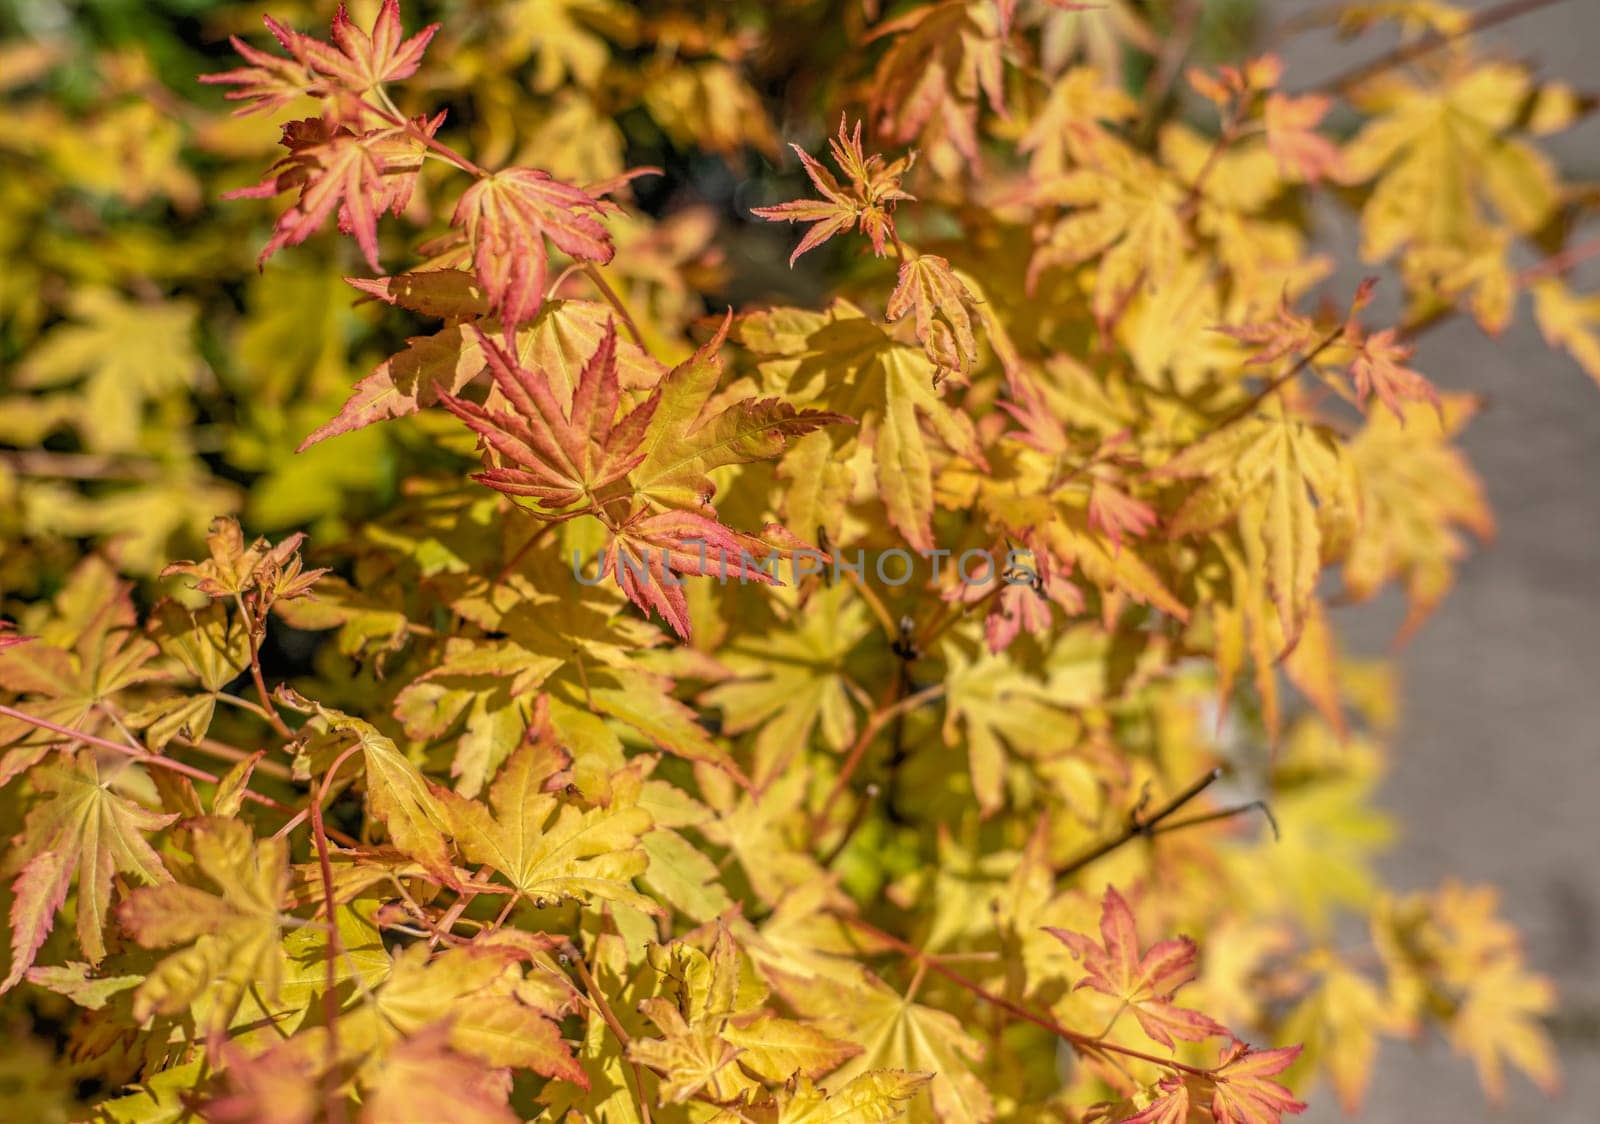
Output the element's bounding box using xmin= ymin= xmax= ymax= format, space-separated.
xmin=230 ymin=113 xmax=437 ymax=270
xmin=204 ymin=2 xmax=439 ymax=118
xmin=1264 ymin=93 xmax=1344 ymax=184
xmin=441 ymin=322 xmax=654 ymax=513
xmin=604 ymin=509 xmax=780 ymax=640
xmin=1047 ymin=886 xmax=1228 ymax=1049
xmin=752 ymin=117 xmax=914 ymax=264
xmin=452 ymin=168 xmax=615 ymax=336
xmin=1348 ymin=328 xmax=1439 ymax=420
xmin=1209 ymin=1040 xmax=1307 ymax=1124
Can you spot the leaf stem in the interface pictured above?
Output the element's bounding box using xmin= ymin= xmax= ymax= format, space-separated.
xmin=815 ymin=682 xmax=946 ymax=836
xmin=581 ymin=263 xmax=648 ymax=349
xmin=833 ymin=912 xmax=1213 ymax=1079
xmin=0 ymin=702 xmax=292 ymax=814
xmin=1058 ymin=767 xmax=1225 ymax=877
xmin=1317 ymin=0 xmax=1567 ymax=94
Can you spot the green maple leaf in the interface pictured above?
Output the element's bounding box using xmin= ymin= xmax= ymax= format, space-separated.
xmin=13 ymin=288 xmax=200 ymax=452
xmin=117 ymin=816 xmax=289 ymax=1022
xmin=4 ymin=753 xmax=175 ymax=992
xmin=437 ymin=737 xmax=657 ymax=914
xmin=701 ymin=582 xmax=872 ymax=786
xmin=739 ymin=300 xmax=984 ymax=550
xmin=630 ymin=316 xmax=848 ymax=510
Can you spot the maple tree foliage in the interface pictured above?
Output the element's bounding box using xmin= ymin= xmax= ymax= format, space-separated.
xmin=0 ymin=0 xmax=1595 ymax=1121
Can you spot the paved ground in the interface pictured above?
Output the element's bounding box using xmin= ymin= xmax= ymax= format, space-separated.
xmin=1273 ymin=1 xmax=1600 ymax=1119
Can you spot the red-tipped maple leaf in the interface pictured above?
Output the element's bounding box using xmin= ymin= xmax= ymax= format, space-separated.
xmin=1115 ymin=1040 xmax=1306 ymax=1124
xmin=204 ymin=2 xmax=438 ymax=117
xmin=295 ymin=0 xmax=439 ymax=94
xmin=1118 ymin=1077 xmax=1195 ymax=1124
xmin=201 ymin=18 xmax=314 ymax=116
xmin=1088 ymin=480 xmax=1158 ymax=551
xmin=452 ymin=168 xmax=614 ymax=337
xmin=441 ymin=323 xmax=655 ymax=513
xmin=230 ymin=113 xmax=438 ymax=270
xmin=752 ymin=117 xmax=914 ymax=264
xmin=1348 ymin=328 xmax=1439 ymax=420
xmin=1208 ymin=1040 xmax=1307 ymax=1124
xmin=1264 ymin=93 xmax=1344 ymax=184
xmin=604 ymin=509 xmax=780 ymax=640
xmin=1046 ymin=886 xmax=1228 ymax=1049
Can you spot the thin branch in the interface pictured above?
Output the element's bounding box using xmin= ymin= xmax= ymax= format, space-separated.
xmin=235 ymin=593 xmax=294 ymax=740
xmin=308 ymin=766 xmax=348 ymax=1124
xmin=0 ymin=702 xmax=292 ymax=814
xmin=833 ymin=913 xmax=1212 ymax=1079
xmin=815 ymin=682 xmax=946 ymax=835
xmin=1149 ymin=799 xmax=1280 ymax=840
xmin=1213 ymin=323 xmax=1347 ymax=430
xmin=581 ymin=263 xmax=647 ymax=349
xmin=1059 ymin=768 xmax=1226 ymax=877
xmin=564 ymin=942 xmax=653 ymax=1124
xmin=1316 ymin=0 xmax=1568 ymax=94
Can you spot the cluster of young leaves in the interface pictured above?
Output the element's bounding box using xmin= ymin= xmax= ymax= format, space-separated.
xmin=2 ymin=0 xmax=1595 ymax=1120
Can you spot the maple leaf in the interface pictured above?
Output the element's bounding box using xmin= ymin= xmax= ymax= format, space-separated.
xmin=771 ymin=1069 xmax=931 ymax=1121
xmin=162 ymin=517 xmax=326 ymax=607
xmin=887 ymin=255 xmax=981 ymax=376
xmin=116 ymin=816 xmax=289 ymax=1021
xmin=810 ymin=972 xmax=994 ymax=1123
xmin=602 ymin=507 xmax=781 ymax=640
xmin=868 ymin=0 xmax=1006 ymax=164
xmin=230 ymin=113 xmax=436 ymax=271
xmin=201 ymin=18 xmax=316 ymax=116
xmin=1343 ymin=61 xmax=1557 ymax=261
xmin=206 ymin=2 xmax=439 ymax=115
xmin=452 ymin=167 xmax=614 ymax=335
xmin=1263 ymin=93 xmax=1344 ymax=184
xmin=1028 ymin=139 xmax=1188 ymax=324
xmin=629 ymin=316 xmax=849 ymax=510
xmin=700 ymin=583 xmax=871 ymax=784
xmin=1113 ymin=1077 xmax=1195 ymax=1124
xmin=13 ymin=288 xmax=201 ymax=454
xmin=1413 ymin=881 xmax=1561 ymax=1102
xmin=1532 ymin=278 xmax=1600 ymax=387
xmin=301 ymin=295 xmax=661 ymax=448
xmin=1208 ymin=1040 xmax=1307 ymax=1124
xmin=1346 ymin=328 xmax=1438 ymax=419
xmin=4 ymin=753 xmax=176 ymax=992
xmin=1047 ymin=886 xmax=1228 ymax=1049
xmin=1163 ymin=408 xmax=1354 ymax=645
xmin=358 ymin=1024 xmax=519 ymax=1124
xmin=289 ymin=0 xmax=440 ymax=96
xmin=128 ymin=600 xmax=249 ymax=750
xmin=752 ymin=117 xmax=915 ymax=264
xmin=442 ymin=322 xmax=654 ymax=513
xmin=282 ymin=692 xmax=455 ymax=878
xmin=739 ymin=301 xmax=984 ymax=550
xmin=0 ymin=557 xmax=164 ymax=775
xmin=941 ymin=643 xmax=1079 ymax=816
xmin=346 ymin=941 xmax=588 ymax=1087
xmin=1279 ymin=950 xmax=1389 ymax=1112
xmin=437 ymin=737 xmax=657 ymax=913
xmin=1343 ymin=393 xmax=1493 ymax=639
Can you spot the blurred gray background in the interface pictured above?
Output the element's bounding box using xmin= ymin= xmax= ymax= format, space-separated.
xmin=1271 ymin=0 xmax=1600 ymax=1119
